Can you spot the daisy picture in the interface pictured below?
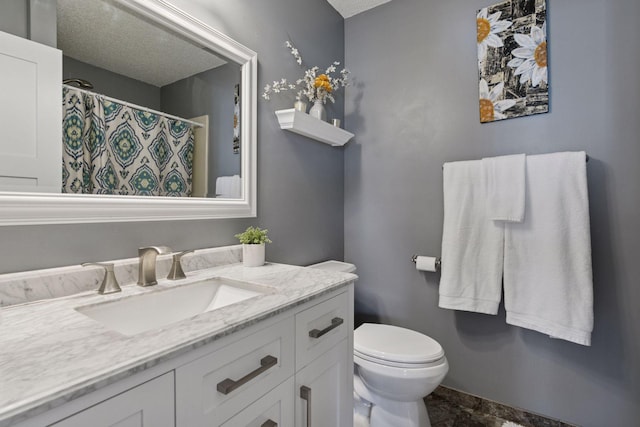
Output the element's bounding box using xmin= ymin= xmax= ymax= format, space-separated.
xmin=479 ymin=80 xmax=516 ymax=123
xmin=476 ymin=7 xmax=512 ymax=63
xmin=477 ymin=0 xmax=549 ymax=123
xmin=508 ymin=22 xmax=548 ymax=87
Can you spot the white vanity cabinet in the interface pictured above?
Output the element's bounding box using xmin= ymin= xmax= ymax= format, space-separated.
xmin=175 ymin=288 xmax=353 ymax=427
xmin=9 ymin=285 xmax=354 ymax=427
xmin=295 ymin=290 xmax=353 ymax=427
xmin=174 ymin=316 xmax=296 ymax=425
xmin=49 ymin=373 xmax=174 ymax=427
xmin=219 ymin=378 xmax=295 ymax=427
xmin=296 ymin=342 xmax=351 ymax=427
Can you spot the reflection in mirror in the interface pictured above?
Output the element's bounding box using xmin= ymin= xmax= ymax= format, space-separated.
xmin=57 ymin=0 xmax=242 ymax=198
xmin=0 ymin=0 xmax=257 ymax=225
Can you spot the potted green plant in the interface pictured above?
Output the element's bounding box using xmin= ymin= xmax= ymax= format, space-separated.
xmin=235 ymin=226 xmax=272 ymax=267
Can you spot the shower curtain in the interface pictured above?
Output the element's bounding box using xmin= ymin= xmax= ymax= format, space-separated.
xmin=62 ymin=87 xmax=194 ymax=197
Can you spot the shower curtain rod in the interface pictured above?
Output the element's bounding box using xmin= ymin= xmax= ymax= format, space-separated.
xmin=63 ymin=84 xmax=205 ymax=128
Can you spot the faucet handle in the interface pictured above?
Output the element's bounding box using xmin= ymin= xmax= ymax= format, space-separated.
xmin=167 ymin=250 xmax=194 ymax=280
xmin=82 ymin=262 xmax=122 ymax=295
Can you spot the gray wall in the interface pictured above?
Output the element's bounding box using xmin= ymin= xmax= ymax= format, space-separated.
xmin=161 ymin=63 xmax=242 ymax=193
xmin=0 ymin=0 xmax=29 ymax=39
xmin=0 ymin=0 xmax=56 ymax=46
xmin=63 ymin=56 xmax=162 ymax=109
xmin=344 ymin=0 xmax=640 ymax=426
xmin=0 ymin=0 xmax=345 ymax=272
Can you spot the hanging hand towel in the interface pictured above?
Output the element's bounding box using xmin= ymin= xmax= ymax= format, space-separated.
xmin=215 ymin=176 xmax=233 ymax=198
xmin=230 ymin=174 xmax=242 ymax=198
xmin=215 ymin=175 xmax=240 ymax=198
xmin=503 ymin=151 xmax=593 ymax=346
xmin=439 ymin=160 xmax=505 ymax=314
xmin=482 ymin=154 xmax=526 ymax=222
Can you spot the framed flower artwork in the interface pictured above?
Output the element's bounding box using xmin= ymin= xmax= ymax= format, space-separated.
xmin=477 ymin=0 xmax=548 ymax=123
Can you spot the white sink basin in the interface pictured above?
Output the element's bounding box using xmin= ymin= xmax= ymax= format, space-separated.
xmin=76 ymin=278 xmax=272 ymax=336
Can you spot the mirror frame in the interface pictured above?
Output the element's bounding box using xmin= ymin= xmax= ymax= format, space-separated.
xmin=0 ymin=0 xmax=257 ymax=226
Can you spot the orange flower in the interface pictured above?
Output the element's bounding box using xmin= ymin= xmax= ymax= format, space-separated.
xmin=314 ymin=75 xmax=333 ymax=93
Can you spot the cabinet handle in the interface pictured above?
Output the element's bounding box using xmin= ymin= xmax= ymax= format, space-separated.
xmin=308 ymin=317 xmax=344 ymax=339
xmin=261 ymin=420 xmax=278 ymax=427
xmin=216 ymin=355 xmax=278 ymax=395
xmin=300 ymin=385 xmax=312 ymax=427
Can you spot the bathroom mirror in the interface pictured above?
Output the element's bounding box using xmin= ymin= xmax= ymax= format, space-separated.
xmin=0 ymin=0 xmax=257 ymax=225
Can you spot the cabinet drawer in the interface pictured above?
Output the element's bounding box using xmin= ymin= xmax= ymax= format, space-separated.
xmin=295 ymin=291 xmax=349 ymax=370
xmin=220 ymin=377 xmax=294 ymax=427
xmin=175 ymin=317 xmax=295 ymax=426
xmin=50 ymin=372 xmax=174 ymax=427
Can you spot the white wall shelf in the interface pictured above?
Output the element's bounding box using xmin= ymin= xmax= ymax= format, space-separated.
xmin=275 ymin=109 xmax=354 ymax=147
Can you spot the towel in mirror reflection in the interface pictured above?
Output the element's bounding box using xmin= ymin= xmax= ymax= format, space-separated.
xmin=215 ymin=175 xmax=241 ymax=198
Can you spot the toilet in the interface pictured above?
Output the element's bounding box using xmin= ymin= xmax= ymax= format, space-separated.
xmin=308 ymin=261 xmax=449 ymax=427
xmin=353 ymin=323 xmax=448 ymax=427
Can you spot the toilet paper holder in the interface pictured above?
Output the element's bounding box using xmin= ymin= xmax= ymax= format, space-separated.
xmin=411 ymin=255 xmax=441 ymax=272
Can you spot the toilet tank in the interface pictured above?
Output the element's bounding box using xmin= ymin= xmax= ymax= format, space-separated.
xmin=307 ymin=260 xmax=356 ymax=273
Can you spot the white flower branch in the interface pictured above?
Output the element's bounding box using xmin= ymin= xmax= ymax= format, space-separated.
xmin=262 ymin=41 xmax=350 ymax=104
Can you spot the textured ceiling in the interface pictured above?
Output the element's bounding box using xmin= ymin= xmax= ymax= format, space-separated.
xmin=326 ymin=0 xmax=393 ymax=18
xmin=57 ymin=0 xmax=227 ymax=87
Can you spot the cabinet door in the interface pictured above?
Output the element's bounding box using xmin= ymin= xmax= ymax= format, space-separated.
xmin=0 ymin=30 xmax=61 ymax=193
xmin=50 ymin=372 xmax=174 ymax=427
xmin=295 ymin=340 xmax=352 ymax=427
xmin=220 ymin=377 xmax=294 ymax=427
xmin=175 ymin=318 xmax=294 ymax=426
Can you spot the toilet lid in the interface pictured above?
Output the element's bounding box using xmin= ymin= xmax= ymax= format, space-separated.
xmin=354 ymin=323 xmax=444 ymax=364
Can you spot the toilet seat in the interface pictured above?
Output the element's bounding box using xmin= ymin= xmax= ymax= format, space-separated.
xmin=355 ymin=349 xmax=445 ymax=368
xmin=354 ymin=323 xmax=445 ymax=368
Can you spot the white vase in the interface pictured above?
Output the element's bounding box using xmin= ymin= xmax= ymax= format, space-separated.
xmin=308 ymin=99 xmax=327 ymax=121
xmin=243 ymin=243 xmax=265 ymax=267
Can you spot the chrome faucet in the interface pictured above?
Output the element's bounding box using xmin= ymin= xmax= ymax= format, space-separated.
xmin=167 ymin=250 xmax=194 ymax=280
xmin=82 ymin=262 xmax=122 ymax=294
xmin=138 ymin=246 xmax=171 ymax=287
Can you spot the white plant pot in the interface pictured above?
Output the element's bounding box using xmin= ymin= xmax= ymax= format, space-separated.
xmin=243 ymin=243 xmax=265 ymax=267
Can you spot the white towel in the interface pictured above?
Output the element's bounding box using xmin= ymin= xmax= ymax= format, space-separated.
xmin=215 ymin=176 xmax=230 ymax=197
xmin=482 ymin=154 xmax=526 ymax=222
xmin=439 ymin=160 xmax=505 ymax=314
xmin=503 ymin=151 xmax=593 ymax=346
xmin=231 ymin=174 xmax=242 ymax=198
xmin=215 ymin=175 xmax=241 ymax=198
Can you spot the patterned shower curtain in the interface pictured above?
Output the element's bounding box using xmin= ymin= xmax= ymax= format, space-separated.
xmin=62 ymin=87 xmax=194 ymax=197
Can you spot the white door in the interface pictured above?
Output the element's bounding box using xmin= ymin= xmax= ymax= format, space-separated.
xmin=190 ymin=115 xmax=209 ymax=197
xmin=295 ymin=340 xmax=352 ymax=427
xmin=0 ymin=30 xmax=61 ymax=192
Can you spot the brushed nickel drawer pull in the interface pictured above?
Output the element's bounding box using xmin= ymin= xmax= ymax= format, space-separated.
xmin=216 ymin=355 xmax=278 ymax=395
xmin=261 ymin=420 xmax=277 ymax=427
xmin=308 ymin=317 xmax=344 ymax=339
xmin=300 ymin=385 xmax=311 ymax=427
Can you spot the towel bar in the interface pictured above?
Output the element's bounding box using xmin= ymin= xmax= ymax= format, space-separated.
xmin=441 ymin=154 xmax=589 ymax=168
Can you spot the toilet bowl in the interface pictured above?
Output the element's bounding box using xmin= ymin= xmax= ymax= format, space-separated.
xmin=354 ymin=323 xmax=448 ymax=427
xmin=307 ymin=261 xmax=448 ymax=427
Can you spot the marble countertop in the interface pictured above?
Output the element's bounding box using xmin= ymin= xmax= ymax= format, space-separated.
xmin=0 ymin=261 xmax=356 ymax=426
